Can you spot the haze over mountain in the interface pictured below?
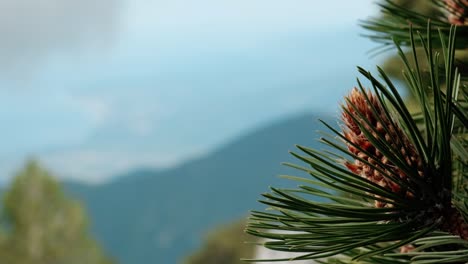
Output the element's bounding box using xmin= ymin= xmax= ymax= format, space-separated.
xmin=0 ymin=25 xmax=379 ymax=185
xmin=65 ymin=113 xmax=338 ymax=263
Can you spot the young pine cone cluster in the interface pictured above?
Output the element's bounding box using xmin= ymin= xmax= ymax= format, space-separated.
xmin=341 ymin=88 xmax=468 ymax=240
xmin=341 ymin=88 xmax=423 ymax=208
xmin=444 ymin=0 xmax=468 ymax=25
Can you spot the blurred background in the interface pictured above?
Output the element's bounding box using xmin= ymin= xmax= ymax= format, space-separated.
xmin=0 ymin=0 xmax=394 ymax=263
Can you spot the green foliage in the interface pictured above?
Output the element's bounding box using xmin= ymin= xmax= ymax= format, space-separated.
xmin=362 ymin=0 xmax=468 ymax=53
xmin=246 ymin=25 xmax=468 ymax=263
xmin=366 ymin=0 xmax=468 ymax=84
xmin=0 ymin=160 xmax=115 ymax=264
xmin=183 ymin=219 xmax=256 ymax=264
xmin=390 ymin=0 xmax=438 ymax=15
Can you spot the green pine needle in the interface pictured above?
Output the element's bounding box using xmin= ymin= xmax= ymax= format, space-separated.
xmin=246 ymin=23 xmax=468 ymax=263
xmin=360 ymin=0 xmax=468 ymax=55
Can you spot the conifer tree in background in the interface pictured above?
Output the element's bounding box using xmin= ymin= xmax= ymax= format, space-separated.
xmin=184 ymin=220 xmax=255 ymax=264
xmin=246 ymin=1 xmax=468 ymax=263
xmin=0 ymin=160 xmax=114 ymax=264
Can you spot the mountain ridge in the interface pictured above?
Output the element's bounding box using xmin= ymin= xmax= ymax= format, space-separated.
xmin=65 ymin=112 xmax=338 ymax=263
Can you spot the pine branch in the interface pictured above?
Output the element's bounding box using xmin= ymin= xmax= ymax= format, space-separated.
xmin=245 ymin=23 xmax=468 ymax=263
xmin=360 ymin=0 xmax=468 ymax=55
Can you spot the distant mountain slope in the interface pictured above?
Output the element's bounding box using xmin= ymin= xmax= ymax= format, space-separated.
xmin=65 ymin=113 xmax=337 ymax=264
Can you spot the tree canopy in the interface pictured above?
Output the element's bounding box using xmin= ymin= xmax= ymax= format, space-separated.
xmin=0 ymin=160 xmax=115 ymax=264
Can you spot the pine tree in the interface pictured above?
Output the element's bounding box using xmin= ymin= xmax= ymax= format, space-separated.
xmin=0 ymin=160 xmax=115 ymax=264
xmin=246 ymin=1 xmax=468 ymax=263
xmin=184 ymin=220 xmax=255 ymax=264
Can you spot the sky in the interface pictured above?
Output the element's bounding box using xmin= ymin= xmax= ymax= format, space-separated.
xmin=0 ymin=0 xmax=382 ymax=184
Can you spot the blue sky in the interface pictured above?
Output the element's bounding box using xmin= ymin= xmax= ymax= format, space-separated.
xmin=0 ymin=0 xmax=383 ymax=183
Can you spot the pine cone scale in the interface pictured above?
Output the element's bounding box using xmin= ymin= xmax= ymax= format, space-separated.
xmin=342 ymin=88 xmax=423 ymax=207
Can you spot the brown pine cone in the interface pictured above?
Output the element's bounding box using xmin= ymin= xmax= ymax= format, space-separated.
xmin=444 ymin=0 xmax=468 ymax=25
xmin=341 ymin=88 xmax=468 ymax=241
xmin=341 ymin=88 xmax=423 ymax=207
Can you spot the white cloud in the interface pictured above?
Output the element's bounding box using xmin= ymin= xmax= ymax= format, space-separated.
xmin=72 ymin=96 xmax=112 ymax=125
xmin=0 ymin=0 xmax=380 ymax=185
xmin=38 ymin=148 xmax=205 ymax=184
xmin=0 ymin=0 xmax=123 ymax=78
xmin=131 ymin=118 xmax=154 ymax=137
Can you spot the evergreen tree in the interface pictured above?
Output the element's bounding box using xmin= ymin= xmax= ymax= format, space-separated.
xmin=0 ymin=160 xmax=114 ymax=264
xmin=246 ymin=1 xmax=468 ymax=263
xmin=184 ymin=220 xmax=256 ymax=264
